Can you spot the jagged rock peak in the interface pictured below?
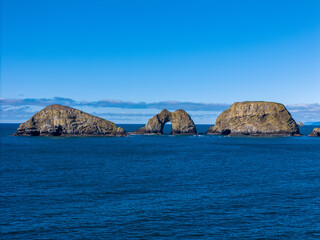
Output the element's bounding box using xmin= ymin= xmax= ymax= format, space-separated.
xmin=206 ymin=101 xmax=300 ymax=136
xmin=297 ymin=121 xmax=304 ymax=127
xmin=14 ymin=104 xmax=126 ymax=136
xmin=131 ymin=109 xmax=197 ymax=135
xmin=308 ymin=128 xmax=320 ymax=137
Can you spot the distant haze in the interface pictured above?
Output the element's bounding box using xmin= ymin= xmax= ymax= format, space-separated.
xmin=1 ymin=98 xmax=319 ymax=124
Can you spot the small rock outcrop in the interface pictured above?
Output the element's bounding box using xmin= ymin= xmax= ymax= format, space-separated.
xmin=206 ymin=101 xmax=300 ymax=136
xmin=297 ymin=121 xmax=304 ymax=127
xmin=132 ymin=109 xmax=197 ymax=135
xmin=308 ymin=128 xmax=320 ymax=137
xmin=14 ymin=104 xmax=126 ymax=136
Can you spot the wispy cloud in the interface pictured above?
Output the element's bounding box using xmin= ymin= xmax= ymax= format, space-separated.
xmin=0 ymin=97 xmax=77 ymax=107
xmin=286 ymin=104 xmax=320 ymax=123
xmin=0 ymin=97 xmax=319 ymax=123
xmin=286 ymin=103 xmax=320 ymax=112
xmin=0 ymin=97 xmax=230 ymax=111
xmin=0 ymin=106 xmax=38 ymax=123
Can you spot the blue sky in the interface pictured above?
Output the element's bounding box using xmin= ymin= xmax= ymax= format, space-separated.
xmin=1 ymin=0 xmax=319 ymax=123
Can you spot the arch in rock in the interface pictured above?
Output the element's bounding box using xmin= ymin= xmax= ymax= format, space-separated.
xmin=132 ymin=109 xmax=197 ymax=135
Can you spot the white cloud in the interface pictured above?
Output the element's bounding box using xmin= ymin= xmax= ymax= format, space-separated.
xmin=1 ymin=98 xmax=319 ymax=124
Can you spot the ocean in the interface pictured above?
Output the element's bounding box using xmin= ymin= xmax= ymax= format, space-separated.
xmin=1 ymin=123 xmax=320 ymax=239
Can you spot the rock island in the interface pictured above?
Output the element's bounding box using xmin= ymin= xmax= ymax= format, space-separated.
xmin=308 ymin=128 xmax=320 ymax=137
xmin=14 ymin=104 xmax=126 ymax=136
xmin=131 ymin=109 xmax=197 ymax=135
xmin=206 ymin=101 xmax=300 ymax=136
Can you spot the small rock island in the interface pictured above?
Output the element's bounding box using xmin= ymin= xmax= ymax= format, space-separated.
xmin=297 ymin=121 xmax=304 ymax=127
xmin=206 ymin=101 xmax=300 ymax=136
xmin=131 ymin=109 xmax=197 ymax=135
xmin=14 ymin=104 xmax=126 ymax=136
xmin=308 ymin=128 xmax=320 ymax=137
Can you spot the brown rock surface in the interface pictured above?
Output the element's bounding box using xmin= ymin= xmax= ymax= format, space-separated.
xmin=14 ymin=104 xmax=126 ymax=136
xmin=297 ymin=121 xmax=304 ymax=127
xmin=308 ymin=128 xmax=320 ymax=137
xmin=132 ymin=109 xmax=197 ymax=135
xmin=206 ymin=101 xmax=300 ymax=136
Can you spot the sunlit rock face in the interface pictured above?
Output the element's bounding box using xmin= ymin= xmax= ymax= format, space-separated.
xmin=297 ymin=121 xmax=304 ymax=127
xmin=132 ymin=109 xmax=197 ymax=135
xmin=14 ymin=104 xmax=126 ymax=136
xmin=206 ymin=101 xmax=300 ymax=136
xmin=309 ymin=128 xmax=320 ymax=137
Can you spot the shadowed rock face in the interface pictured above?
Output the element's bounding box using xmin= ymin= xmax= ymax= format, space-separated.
xmin=132 ymin=109 xmax=197 ymax=135
xmin=309 ymin=128 xmax=320 ymax=137
xmin=206 ymin=101 xmax=300 ymax=136
xmin=14 ymin=104 xmax=126 ymax=136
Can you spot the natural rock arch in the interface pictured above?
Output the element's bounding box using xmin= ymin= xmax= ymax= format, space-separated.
xmin=132 ymin=109 xmax=197 ymax=135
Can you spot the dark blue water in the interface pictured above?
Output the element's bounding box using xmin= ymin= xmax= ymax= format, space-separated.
xmin=1 ymin=124 xmax=320 ymax=239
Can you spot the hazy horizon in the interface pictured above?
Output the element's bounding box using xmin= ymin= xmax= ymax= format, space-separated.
xmin=1 ymin=97 xmax=320 ymax=124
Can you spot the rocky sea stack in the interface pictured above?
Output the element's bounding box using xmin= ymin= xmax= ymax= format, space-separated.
xmin=206 ymin=101 xmax=300 ymax=136
xmin=297 ymin=121 xmax=304 ymax=127
xmin=132 ymin=109 xmax=197 ymax=135
xmin=308 ymin=128 xmax=320 ymax=137
xmin=14 ymin=104 xmax=126 ymax=136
